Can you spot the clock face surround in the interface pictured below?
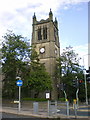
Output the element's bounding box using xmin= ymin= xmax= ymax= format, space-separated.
xmin=40 ymin=47 xmax=45 ymax=53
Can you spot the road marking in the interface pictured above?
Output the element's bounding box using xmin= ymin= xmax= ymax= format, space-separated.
xmin=78 ymin=109 xmax=90 ymax=112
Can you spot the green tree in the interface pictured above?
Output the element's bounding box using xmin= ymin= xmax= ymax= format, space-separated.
xmin=1 ymin=31 xmax=52 ymax=99
xmin=23 ymin=48 xmax=52 ymax=98
xmin=57 ymin=46 xmax=84 ymax=101
xmin=1 ymin=31 xmax=30 ymax=98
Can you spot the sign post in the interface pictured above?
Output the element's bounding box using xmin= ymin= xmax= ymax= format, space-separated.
xmin=16 ymin=79 xmax=23 ymax=112
xmin=46 ymin=93 xmax=50 ymax=116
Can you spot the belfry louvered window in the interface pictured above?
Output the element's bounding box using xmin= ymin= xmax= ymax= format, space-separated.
xmin=43 ymin=27 xmax=47 ymax=39
xmin=38 ymin=27 xmax=42 ymax=40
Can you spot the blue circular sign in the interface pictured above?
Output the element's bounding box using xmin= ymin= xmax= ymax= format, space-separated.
xmin=16 ymin=80 xmax=23 ymax=86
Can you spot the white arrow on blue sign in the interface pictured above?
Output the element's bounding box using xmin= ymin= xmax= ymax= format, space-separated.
xmin=16 ymin=80 xmax=23 ymax=86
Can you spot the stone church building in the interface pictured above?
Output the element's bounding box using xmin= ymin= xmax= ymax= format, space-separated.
xmin=31 ymin=9 xmax=60 ymax=99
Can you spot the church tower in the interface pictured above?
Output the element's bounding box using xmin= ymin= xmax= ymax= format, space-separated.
xmin=31 ymin=9 xmax=60 ymax=99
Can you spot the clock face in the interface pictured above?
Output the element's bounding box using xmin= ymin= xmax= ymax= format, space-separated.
xmin=40 ymin=48 xmax=45 ymax=53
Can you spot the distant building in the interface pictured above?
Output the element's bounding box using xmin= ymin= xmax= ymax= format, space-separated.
xmin=31 ymin=9 xmax=60 ymax=99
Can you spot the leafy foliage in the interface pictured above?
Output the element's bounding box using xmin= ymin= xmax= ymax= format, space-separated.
xmin=1 ymin=31 xmax=30 ymax=98
xmin=29 ymin=63 xmax=51 ymax=90
xmin=57 ymin=46 xmax=84 ymax=101
xmin=1 ymin=31 xmax=52 ymax=99
xmin=23 ymin=48 xmax=52 ymax=98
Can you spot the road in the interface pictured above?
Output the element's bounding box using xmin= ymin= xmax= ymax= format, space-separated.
xmin=1 ymin=112 xmax=90 ymax=120
xmin=2 ymin=112 xmax=32 ymax=118
xmin=57 ymin=106 xmax=90 ymax=117
xmin=2 ymin=112 xmax=49 ymax=120
xmin=2 ymin=100 xmax=90 ymax=119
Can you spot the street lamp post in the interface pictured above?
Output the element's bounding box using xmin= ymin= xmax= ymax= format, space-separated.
xmin=83 ymin=69 xmax=88 ymax=105
xmin=82 ymin=54 xmax=90 ymax=105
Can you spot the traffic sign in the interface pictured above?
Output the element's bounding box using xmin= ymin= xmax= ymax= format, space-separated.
xmin=46 ymin=93 xmax=50 ymax=99
xmin=16 ymin=80 xmax=23 ymax=86
xmin=14 ymin=101 xmax=19 ymax=103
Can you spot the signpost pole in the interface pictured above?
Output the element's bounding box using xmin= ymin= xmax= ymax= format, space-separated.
xmin=48 ymin=100 xmax=50 ymax=116
xmin=19 ymin=86 xmax=21 ymax=112
xmin=16 ymin=78 xmax=23 ymax=112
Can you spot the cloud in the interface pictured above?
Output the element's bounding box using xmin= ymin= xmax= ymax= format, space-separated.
xmin=60 ymin=44 xmax=88 ymax=69
xmin=73 ymin=44 xmax=88 ymax=69
xmin=0 ymin=0 xmax=89 ymax=37
xmin=61 ymin=44 xmax=88 ymax=60
xmin=0 ymin=0 xmax=89 ymax=54
xmin=74 ymin=44 xmax=88 ymax=56
xmin=0 ymin=0 xmax=88 ymax=69
xmin=0 ymin=0 xmax=89 ymax=15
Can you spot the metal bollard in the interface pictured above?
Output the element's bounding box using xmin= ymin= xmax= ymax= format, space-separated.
xmin=33 ymin=102 xmax=39 ymax=114
xmin=66 ymin=99 xmax=69 ymax=117
xmin=74 ymin=104 xmax=77 ymax=118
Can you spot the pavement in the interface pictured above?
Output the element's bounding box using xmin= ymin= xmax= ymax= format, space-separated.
xmin=1 ymin=106 xmax=65 ymax=119
xmin=0 ymin=106 xmax=90 ymax=119
xmin=1 ymin=101 xmax=90 ymax=119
